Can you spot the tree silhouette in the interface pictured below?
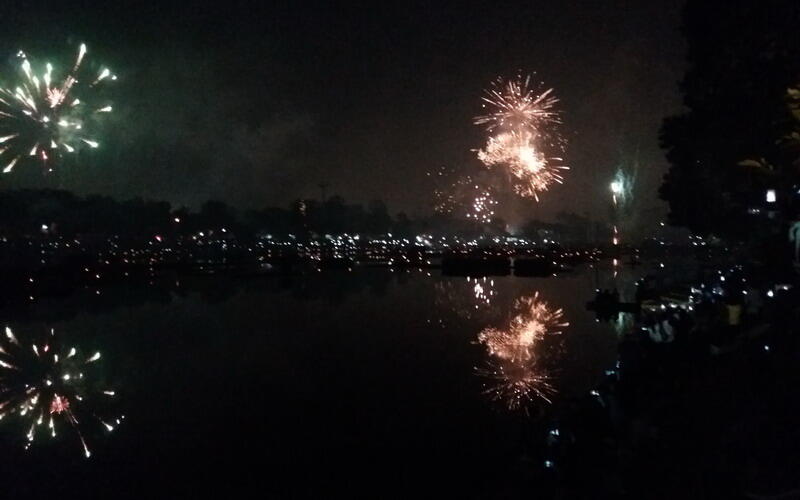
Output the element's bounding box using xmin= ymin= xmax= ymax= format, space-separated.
xmin=660 ymin=0 xmax=800 ymax=238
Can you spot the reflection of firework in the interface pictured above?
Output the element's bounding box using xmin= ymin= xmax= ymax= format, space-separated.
xmin=478 ymin=293 xmax=567 ymax=362
xmin=477 ymin=361 xmax=555 ymax=408
xmin=0 ymin=43 xmax=115 ymax=173
xmin=471 ymin=276 xmax=496 ymax=308
xmin=433 ymin=277 xmax=502 ymax=323
xmin=476 ymin=293 xmax=567 ymax=410
xmin=0 ymin=326 xmax=120 ymax=457
xmin=474 ymin=74 xmax=567 ymax=201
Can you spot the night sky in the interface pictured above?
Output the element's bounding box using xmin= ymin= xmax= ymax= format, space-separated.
xmin=0 ymin=0 xmax=685 ymax=226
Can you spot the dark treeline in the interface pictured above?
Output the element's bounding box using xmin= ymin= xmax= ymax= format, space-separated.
xmin=0 ymin=189 xmax=416 ymax=238
xmin=520 ymin=212 xmax=595 ymax=244
xmin=660 ymin=0 xmax=800 ymax=244
xmin=0 ymin=189 xmax=605 ymax=243
xmin=0 ymin=189 xmax=489 ymax=239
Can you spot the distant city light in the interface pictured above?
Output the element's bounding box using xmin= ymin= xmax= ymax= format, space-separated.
xmin=766 ymin=189 xmax=776 ymax=203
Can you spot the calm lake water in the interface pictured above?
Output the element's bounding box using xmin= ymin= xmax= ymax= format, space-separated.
xmin=0 ymin=264 xmax=651 ymax=497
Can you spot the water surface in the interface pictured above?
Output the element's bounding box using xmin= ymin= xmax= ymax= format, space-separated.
xmin=0 ymin=265 xmax=632 ymax=497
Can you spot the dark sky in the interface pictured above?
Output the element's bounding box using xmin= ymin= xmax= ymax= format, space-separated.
xmin=0 ymin=0 xmax=685 ymax=226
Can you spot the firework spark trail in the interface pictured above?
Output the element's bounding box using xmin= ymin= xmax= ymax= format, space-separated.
xmin=430 ymin=165 xmax=498 ymax=223
xmin=475 ymin=74 xmax=560 ymax=133
xmin=465 ymin=186 xmax=498 ymax=224
xmin=474 ymin=74 xmax=567 ymax=200
xmin=476 ymin=293 xmax=568 ymax=410
xmin=0 ymin=327 xmax=121 ymax=457
xmin=476 ymin=131 xmax=568 ymax=201
xmin=0 ymin=43 xmax=115 ymax=174
xmin=431 ymin=165 xmax=466 ymax=216
xmin=476 ymin=361 xmax=556 ymax=408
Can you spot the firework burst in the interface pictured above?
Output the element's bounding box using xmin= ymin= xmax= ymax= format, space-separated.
xmin=0 ymin=43 xmax=115 ymax=174
xmin=474 ymin=73 xmax=567 ymax=200
xmin=431 ymin=165 xmax=463 ymax=215
xmin=476 ymin=131 xmax=568 ymax=201
xmin=475 ymin=74 xmax=560 ymax=133
xmin=476 ymin=293 xmax=568 ymax=411
xmin=0 ymin=326 xmax=121 ymax=457
xmin=466 ymin=186 xmax=498 ymax=223
xmin=430 ymin=165 xmax=498 ymax=223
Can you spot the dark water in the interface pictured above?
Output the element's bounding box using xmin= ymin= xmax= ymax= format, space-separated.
xmin=0 ymin=266 xmax=636 ymax=498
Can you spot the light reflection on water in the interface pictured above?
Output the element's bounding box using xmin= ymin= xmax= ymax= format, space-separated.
xmin=474 ymin=292 xmax=568 ymax=411
xmin=0 ymin=263 xmax=650 ymax=495
xmin=0 ymin=326 xmax=120 ymax=458
xmin=429 ymin=266 xmax=636 ymax=412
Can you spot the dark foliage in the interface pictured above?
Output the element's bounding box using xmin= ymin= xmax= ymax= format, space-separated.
xmin=0 ymin=189 xmax=515 ymax=239
xmin=660 ymin=0 xmax=800 ymax=238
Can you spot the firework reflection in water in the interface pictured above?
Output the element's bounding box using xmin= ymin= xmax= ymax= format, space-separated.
xmin=476 ymin=293 xmax=568 ymax=411
xmin=433 ymin=276 xmax=501 ymax=323
xmin=0 ymin=326 xmax=121 ymax=457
